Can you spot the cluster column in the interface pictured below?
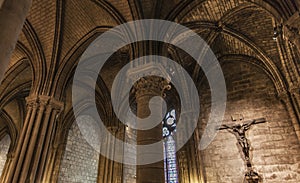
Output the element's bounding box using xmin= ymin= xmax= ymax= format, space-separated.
xmin=177 ymin=112 xmax=204 ymax=183
xmin=3 ymin=95 xmax=63 ymax=183
xmin=97 ymin=126 xmax=124 ymax=183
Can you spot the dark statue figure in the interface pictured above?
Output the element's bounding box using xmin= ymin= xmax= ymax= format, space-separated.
xmin=218 ymin=117 xmax=266 ymax=183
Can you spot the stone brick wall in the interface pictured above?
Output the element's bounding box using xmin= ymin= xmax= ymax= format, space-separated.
xmin=199 ymin=61 xmax=300 ymax=183
xmin=58 ymin=119 xmax=99 ymax=183
xmin=0 ymin=134 xmax=10 ymax=177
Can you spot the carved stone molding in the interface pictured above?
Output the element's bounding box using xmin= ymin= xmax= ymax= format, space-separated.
xmin=283 ymin=12 xmax=300 ymax=52
xmin=127 ymin=62 xmax=171 ymax=99
xmin=133 ymin=76 xmax=170 ymax=98
xmin=25 ymin=95 xmax=64 ymax=112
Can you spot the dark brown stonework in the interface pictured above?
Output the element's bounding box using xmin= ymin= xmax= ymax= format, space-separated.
xmin=0 ymin=0 xmax=300 ymax=183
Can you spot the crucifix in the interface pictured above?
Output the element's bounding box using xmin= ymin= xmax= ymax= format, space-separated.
xmin=218 ymin=117 xmax=267 ymax=183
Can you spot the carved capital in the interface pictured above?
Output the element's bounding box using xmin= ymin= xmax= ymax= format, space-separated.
xmin=107 ymin=126 xmax=119 ymax=134
xmin=25 ymin=95 xmax=64 ymax=113
xmin=127 ymin=62 xmax=171 ymax=98
xmin=25 ymin=96 xmax=39 ymax=108
xmin=49 ymin=98 xmax=64 ymax=112
xmin=38 ymin=96 xmax=51 ymax=111
xmin=133 ymin=76 xmax=170 ymax=98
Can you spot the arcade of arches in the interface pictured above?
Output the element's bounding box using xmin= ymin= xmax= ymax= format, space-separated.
xmin=0 ymin=0 xmax=300 ymax=182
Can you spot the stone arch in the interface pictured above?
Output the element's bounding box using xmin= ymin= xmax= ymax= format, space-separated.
xmin=166 ymin=0 xmax=286 ymax=22
xmin=53 ymin=0 xmax=130 ymax=100
xmin=0 ymin=111 xmax=15 ymax=182
xmin=21 ymin=20 xmax=47 ymax=94
xmin=0 ymin=111 xmax=17 ymax=153
xmin=218 ymin=54 xmax=288 ymax=96
xmin=0 ymin=57 xmax=33 ymax=152
xmin=183 ymin=21 xmax=287 ymax=96
xmin=53 ymin=26 xmax=112 ymax=100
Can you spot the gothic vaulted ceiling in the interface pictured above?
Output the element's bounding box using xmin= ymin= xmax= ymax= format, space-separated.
xmin=0 ymin=0 xmax=299 ymax=136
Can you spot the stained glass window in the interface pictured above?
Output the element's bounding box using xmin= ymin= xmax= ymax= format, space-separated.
xmin=162 ymin=109 xmax=178 ymax=183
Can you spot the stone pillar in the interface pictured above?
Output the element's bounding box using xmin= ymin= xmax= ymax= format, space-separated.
xmin=98 ymin=126 xmax=124 ymax=183
xmin=3 ymin=95 xmax=63 ymax=183
xmin=177 ymin=142 xmax=201 ymax=183
xmin=100 ymin=127 xmax=116 ymax=183
xmin=134 ymin=76 xmax=168 ymax=183
xmin=43 ymin=130 xmax=67 ymax=183
xmin=177 ymin=150 xmax=189 ymax=183
xmin=175 ymin=112 xmax=204 ymax=183
xmin=194 ymin=129 xmax=205 ymax=183
xmin=114 ymin=127 xmax=125 ymax=183
xmin=0 ymin=0 xmax=32 ymax=83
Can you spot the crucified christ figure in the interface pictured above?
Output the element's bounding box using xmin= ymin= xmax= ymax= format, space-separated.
xmin=218 ymin=118 xmax=266 ymax=163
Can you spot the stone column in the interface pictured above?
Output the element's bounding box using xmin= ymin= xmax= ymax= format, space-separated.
xmin=134 ymin=76 xmax=168 ymax=183
xmin=177 ymin=150 xmax=189 ymax=183
xmin=0 ymin=0 xmax=32 ymax=83
xmin=193 ymin=128 xmax=205 ymax=183
xmin=97 ymin=126 xmax=124 ymax=183
xmin=43 ymin=130 xmax=67 ymax=183
xmin=177 ymin=142 xmax=201 ymax=183
xmin=114 ymin=127 xmax=125 ymax=183
xmin=3 ymin=95 xmax=63 ymax=183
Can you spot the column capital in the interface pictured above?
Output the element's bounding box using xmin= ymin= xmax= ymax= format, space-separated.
xmin=25 ymin=95 xmax=39 ymax=108
xmin=26 ymin=95 xmax=50 ymax=107
xmin=107 ymin=126 xmax=119 ymax=134
xmin=49 ymin=97 xmax=64 ymax=112
xmin=133 ymin=76 xmax=171 ymax=98
xmin=127 ymin=62 xmax=171 ymax=98
xmin=25 ymin=95 xmax=64 ymax=111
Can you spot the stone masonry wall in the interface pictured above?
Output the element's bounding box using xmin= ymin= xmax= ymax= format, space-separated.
xmin=199 ymin=61 xmax=300 ymax=183
xmin=58 ymin=119 xmax=99 ymax=183
xmin=0 ymin=134 xmax=10 ymax=177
